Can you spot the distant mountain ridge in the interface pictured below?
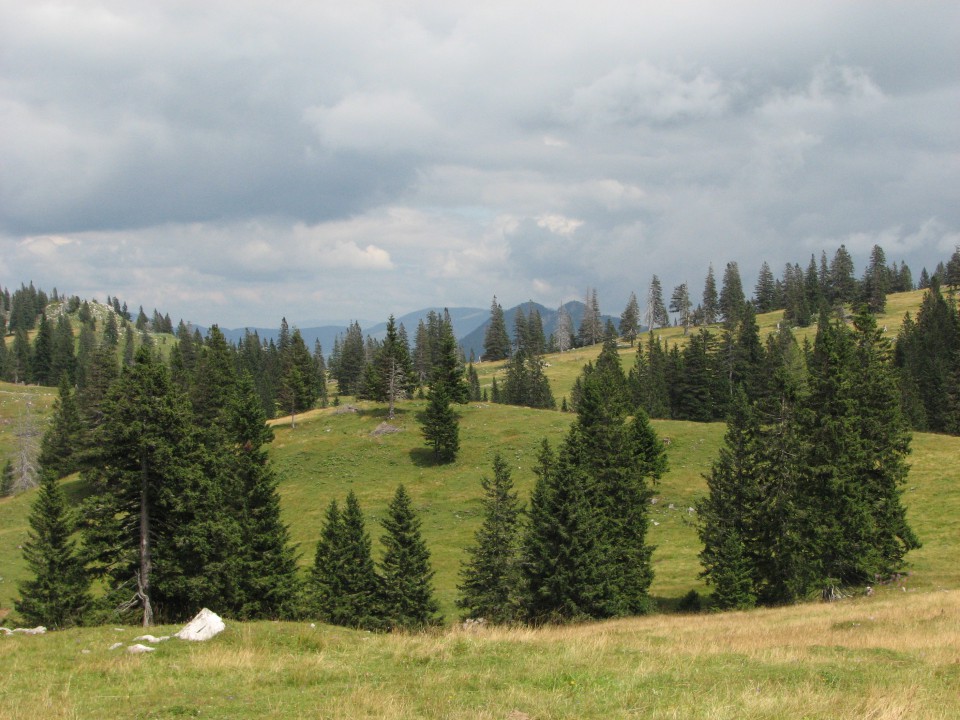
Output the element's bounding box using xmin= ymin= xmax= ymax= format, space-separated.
xmin=198 ymin=302 xmax=623 ymax=359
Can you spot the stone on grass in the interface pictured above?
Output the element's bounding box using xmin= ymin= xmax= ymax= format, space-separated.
xmin=127 ymin=644 xmax=155 ymax=654
xmin=134 ymin=634 xmax=170 ymax=643
xmin=109 ymin=642 xmax=123 ymax=650
xmin=174 ymin=608 xmax=225 ymax=642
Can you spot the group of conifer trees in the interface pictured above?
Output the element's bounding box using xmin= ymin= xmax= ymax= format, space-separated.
xmin=697 ymin=308 xmax=920 ymax=608
xmin=17 ymin=335 xmax=304 ymax=628
xmin=459 ymin=337 xmax=668 ymax=624
xmin=308 ymin=486 xmax=441 ymax=631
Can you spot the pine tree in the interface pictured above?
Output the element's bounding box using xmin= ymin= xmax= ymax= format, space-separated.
xmin=38 ymin=375 xmax=84 ymax=479
xmin=81 ymin=348 xmax=209 ymax=625
xmin=520 ymin=440 xmax=605 ymax=623
xmin=15 ymin=472 xmax=91 ymax=628
xmin=1 ymin=459 xmax=14 ymax=497
xmin=619 ymin=292 xmax=641 ymax=345
xmin=646 ymin=276 xmax=669 ymax=329
xmin=578 ymin=289 xmax=602 ymax=347
xmin=420 ymin=383 xmax=459 ymax=462
xmin=669 ymin=283 xmax=693 ymax=335
xmin=379 ymin=485 xmax=441 ymax=629
xmin=483 ymin=297 xmax=512 ymax=361
xmin=754 ymin=261 xmax=778 ymax=313
xmin=719 ymin=261 xmax=746 ymax=329
xmin=829 ymin=244 xmax=858 ymax=306
xmin=861 ymin=244 xmax=890 ymax=314
xmin=696 ymin=392 xmax=761 ymax=610
xmin=456 ymin=454 xmax=523 ymax=623
xmin=701 ymin=265 xmax=719 ymax=325
xmin=225 ymin=372 xmax=302 ymax=620
xmin=310 ymin=492 xmax=381 ymax=629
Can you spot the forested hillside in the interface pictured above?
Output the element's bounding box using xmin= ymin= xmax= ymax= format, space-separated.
xmin=1 ymin=242 xmax=959 ymax=631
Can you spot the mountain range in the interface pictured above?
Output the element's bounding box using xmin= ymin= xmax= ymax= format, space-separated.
xmin=200 ymin=302 xmax=622 ymax=359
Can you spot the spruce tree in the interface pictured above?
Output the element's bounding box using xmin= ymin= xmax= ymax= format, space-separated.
xmin=520 ymin=440 xmax=605 ymax=623
xmin=15 ymin=472 xmax=91 ymax=628
xmin=81 ymin=347 xmax=208 ymax=625
xmin=619 ymin=292 xmax=641 ymax=345
xmin=483 ymin=296 xmax=511 ymax=361
xmin=646 ymin=275 xmax=669 ymax=329
xmin=420 ymin=383 xmax=459 ymax=462
xmin=379 ymin=485 xmax=441 ymax=629
xmin=457 ymin=454 xmax=523 ymax=623
xmin=719 ymin=261 xmax=746 ymax=329
xmin=701 ymin=265 xmax=719 ymax=325
xmin=669 ymin=283 xmax=693 ymax=335
xmin=38 ymin=375 xmax=84 ymax=479
xmin=226 ymin=372 xmax=302 ymax=619
xmin=1 ymin=459 xmax=14 ymax=497
xmin=310 ymin=499 xmax=344 ymax=620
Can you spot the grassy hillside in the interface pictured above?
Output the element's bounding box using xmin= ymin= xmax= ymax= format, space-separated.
xmin=1 ymin=289 xmax=958 ymax=718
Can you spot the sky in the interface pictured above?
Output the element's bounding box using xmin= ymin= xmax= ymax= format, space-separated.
xmin=2 ymin=1 xmax=958 ymax=329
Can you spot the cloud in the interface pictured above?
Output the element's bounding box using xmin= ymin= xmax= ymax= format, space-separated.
xmin=1 ymin=2 xmax=958 ymax=328
xmin=303 ymin=92 xmax=440 ymax=154
xmin=564 ymin=61 xmax=730 ymax=126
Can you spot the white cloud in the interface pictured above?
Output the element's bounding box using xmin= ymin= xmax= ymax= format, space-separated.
xmin=536 ymin=214 xmax=583 ymax=236
xmin=303 ymin=92 xmax=440 ymax=153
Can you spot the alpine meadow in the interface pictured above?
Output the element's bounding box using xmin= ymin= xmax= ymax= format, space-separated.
xmin=2 ymin=247 xmax=960 ymax=717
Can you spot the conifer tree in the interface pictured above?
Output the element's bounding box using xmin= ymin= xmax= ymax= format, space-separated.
xmin=520 ymin=440 xmax=605 ymax=623
xmin=1 ymin=459 xmax=14 ymax=497
xmin=646 ymin=275 xmax=669 ymax=329
xmin=379 ymin=485 xmax=441 ymax=629
xmin=310 ymin=492 xmax=381 ymax=628
xmin=719 ymin=262 xmax=746 ymax=329
xmin=483 ymin=296 xmax=511 ymax=361
xmin=457 ymin=454 xmax=523 ymax=623
xmin=619 ymin=292 xmax=641 ymax=345
xmin=578 ymin=289 xmax=602 ymax=347
xmin=669 ymin=283 xmax=693 ymax=335
xmin=81 ymin=348 xmax=208 ymax=625
xmin=754 ymin=261 xmax=778 ymax=313
xmin=310 ymin=499 xmax=343 ymax=620
xmin=421 ymin=383 xmax=459 ymax=462
xmin=15 ymin=471 xmax=91 ymax=628
xmin=38 ymin=375 xmax=84 ymax=479
xmin=226 ymin=372 xmax=302 ymax=619
xmin=701 ymin=265 xmax=719 ymax=325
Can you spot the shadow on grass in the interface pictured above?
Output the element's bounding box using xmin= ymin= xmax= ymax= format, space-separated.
xmin=409 ymin=447 xmax=452 ymax=468
xmin=356 ymin=406 xmax=411 ymax=420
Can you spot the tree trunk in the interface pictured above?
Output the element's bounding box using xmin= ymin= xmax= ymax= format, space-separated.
xmin=139 ymin=442 xmax=154 ymax=626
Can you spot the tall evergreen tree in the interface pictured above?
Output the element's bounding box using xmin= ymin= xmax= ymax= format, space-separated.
xmin=15 ymin=471 xmax=91 ymax=628
xmin=669 ymin=282 xmax=693 ymax=335
xmin=38 ymin=375 xmax=84 ymax=479
xmin=520 ymin=440 xmax=606 ymax=623
xmin=861 ymin=244 xmax=890 ymax=313
xmin=310 ymin=492 xmax=380 ymax=628
xmin=379 ymin=485 xmax=441 ymax=629
xmin=646 ymin=276 xmax=669 ymax=329
xmin=457 ymin=454 xmax=524 ymax=623
xmin=754 ymin=261 xmax=778 ymax=313
xmin=701 ymin=265 xmax=719 ymax=325
xmin=719 ymin=262 xmax=746 ymax=329
xmin=619 ymin=292 xmax=641 ymax=345
xmin=483 ymin=296 xmax=512 ymax=361
xmin=578 ymin=289 xmax=602 ymax=347
xmin=81 ymin=348 xmax=209 ymax=625
xmin=225 ymin=372 xmax=302 ymax=619
xmin=420 ymin=383 xmax=459 ymax=462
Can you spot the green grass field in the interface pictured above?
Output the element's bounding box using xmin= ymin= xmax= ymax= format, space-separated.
xmin=1 ymin=289 xmax=958 ymax=718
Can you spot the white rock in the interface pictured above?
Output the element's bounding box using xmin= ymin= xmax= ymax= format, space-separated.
xmin=133 ymin=634 xmax=169 ymax=643
xmin=127 ymin=644 xmax=155 ymax=654
xmin=12 ymin=626 xmax=46 ymax=635
xmin=109 ymin=642 xmax=123 ymax=650
xmin=174 ymin=608 xmax=225 ymax=642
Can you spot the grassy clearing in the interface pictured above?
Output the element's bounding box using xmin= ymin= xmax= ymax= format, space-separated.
xmin=1 ymin=589 xmax=957 ymax=718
